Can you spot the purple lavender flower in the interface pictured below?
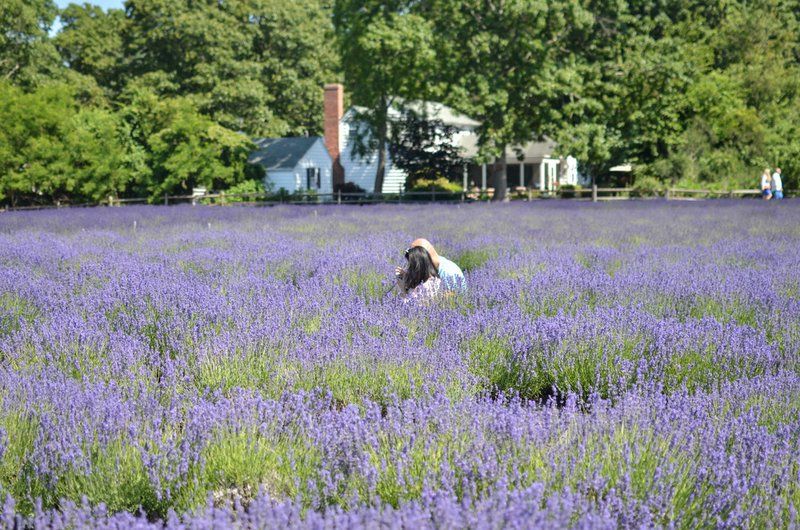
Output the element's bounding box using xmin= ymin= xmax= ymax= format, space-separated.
xmin=0 ymin=202 xmax=798 ymax=528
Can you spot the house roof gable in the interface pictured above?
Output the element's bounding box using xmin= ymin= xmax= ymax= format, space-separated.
xmin=344 ymin=100 xmax=480 ymax=130
xmin=342 ymin=101 xmax=558 ymax=162
xmin=248 ymin=137 xmax=322 ymax=171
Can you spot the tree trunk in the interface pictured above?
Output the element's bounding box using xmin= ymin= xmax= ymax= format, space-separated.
xmin=491 ymin=150 xmax=508 ymax=202
xmin=373 ymin=96 xmax=388 ymax=194
xmin=374 ymin=126 xmax=387 ymax=194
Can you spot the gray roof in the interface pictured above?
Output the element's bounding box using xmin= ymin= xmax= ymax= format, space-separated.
xmin=399 ymin=100 xmax=481 ymax=129
xmin=349 ymin=100 xmax=480 ymax=130
xmin=248 ymin=137 xmax=320 ymax=170
xmin=457 ymin=134 xmax=558 ymax=162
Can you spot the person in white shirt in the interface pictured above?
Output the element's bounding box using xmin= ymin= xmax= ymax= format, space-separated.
xmin=772 ymin=168 xmax=784 ymax=200
xmin=761 ymin=169 xmax=772 ymax=200
xmin=395 ymin=238 xmax=467 ymax=292
xmin=396 ymin=246 xmax=443 ymax=304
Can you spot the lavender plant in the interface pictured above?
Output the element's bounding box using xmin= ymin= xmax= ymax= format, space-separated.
xmin=1 ymin=201 xmax=799 ymax=528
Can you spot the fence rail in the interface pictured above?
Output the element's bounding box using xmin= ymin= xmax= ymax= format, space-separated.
xmin=1 ymin=186 xmax=794 ymax=212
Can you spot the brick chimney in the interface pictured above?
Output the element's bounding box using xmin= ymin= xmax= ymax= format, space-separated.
xmin=324 ymin=83 xmax=345 ymax=188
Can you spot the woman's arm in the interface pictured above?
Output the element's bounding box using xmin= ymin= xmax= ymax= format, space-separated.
xmin=395 ymin=267 xmax=406 ymax=294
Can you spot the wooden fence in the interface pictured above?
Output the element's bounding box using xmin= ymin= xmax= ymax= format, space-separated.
xmin=114 ymin=186 xmax=794 ymax=205
xmin=0 ymin=186 xmax=794 ymax=212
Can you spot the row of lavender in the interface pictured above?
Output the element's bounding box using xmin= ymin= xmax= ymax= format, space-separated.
xmin=1 ymin=202 xmax=799 ymax=527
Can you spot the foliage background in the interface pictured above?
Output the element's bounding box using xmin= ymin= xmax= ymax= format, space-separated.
xmin=1 ymin=0 xmax=799 ymax=204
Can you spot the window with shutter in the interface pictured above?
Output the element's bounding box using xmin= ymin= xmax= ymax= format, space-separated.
xmin=306 ymin=168 xmax=321 ymax=189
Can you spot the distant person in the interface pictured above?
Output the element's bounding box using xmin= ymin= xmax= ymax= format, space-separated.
xmin=406 ymin=238 xmax=467 ymax=292
xmin=772 ymin=167 xmax=784 ymax=200
xmin=396 ymin=246 xmax=442 ymax=303
xmin=761 ymin=169 xmax=772 ymax=200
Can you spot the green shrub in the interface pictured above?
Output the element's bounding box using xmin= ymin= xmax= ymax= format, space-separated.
xmin=334 ymin=182 xmax=365 ymax=194
xmin=560 ymin=184 xmax=581 ymax=198
xmin=219 ymin=179 xmax=267 ymax=203
xmin=631 ymin=176 xmax=666 ymax=197
xmin=407 ymin=177 xmax=463 ymax=194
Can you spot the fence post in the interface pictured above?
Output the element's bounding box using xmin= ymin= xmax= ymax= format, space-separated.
xmin=665 ymin=188 xmax=671 ymax=201
xmin=591 ymin=184 xmax=598 ymax=203
xmin=164 ymin=193 xmax=168 ymax=206
xmin=337 ymin=189 xmax=342 ymax=205
xmin=432 ymin=189 xmax=436 ymax=202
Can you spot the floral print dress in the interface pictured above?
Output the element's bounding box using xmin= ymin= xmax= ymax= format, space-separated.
xmin=404 ymin=277 xmax=443 ymax=304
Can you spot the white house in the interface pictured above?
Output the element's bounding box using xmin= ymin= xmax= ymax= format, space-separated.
xmin=337 ymin=108 xmax=408 ymax=194
xmin=248 ymin=137 xmax=333 ymax=194
xmin=323 ymin=84 xmax=578 ymax=194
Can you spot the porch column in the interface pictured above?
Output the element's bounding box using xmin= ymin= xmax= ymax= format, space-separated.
xmin=462 ymin=164 xmax=468 ymax=192
xmin=519 ymin=163 xmax=525 ymax=188
xmin=481 ymin=163 xmax=487 ymax=190
xmin=539 ymin=162 xmax=545 ymax=191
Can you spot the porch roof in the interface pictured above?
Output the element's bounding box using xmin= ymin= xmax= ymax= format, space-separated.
xmin=458 ymin=135 xmax=559 ymax=163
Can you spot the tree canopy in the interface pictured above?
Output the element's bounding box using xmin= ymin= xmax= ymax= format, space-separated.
xmin=333 ymin=0 xmax=437 ymax=193
xmin=1 ymin=0 xmax=337 ymax=205
xmin=2 ymin=0 xmax=800 ymax=206
xmin=389 ymin=110 xmax=466 ymax=187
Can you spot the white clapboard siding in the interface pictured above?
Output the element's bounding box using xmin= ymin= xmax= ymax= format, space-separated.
xmin=340 ymin=116 xmax=407 ymax=194
xmin=383 ymin=166 xmax=406 ymax=194
xmin=294 ymin=138 xmax=334 ymax=194
xmin=264 ymin=138 xmax=333 ymax=194
xmin=265 ymin=170 xmax=296 ymax=193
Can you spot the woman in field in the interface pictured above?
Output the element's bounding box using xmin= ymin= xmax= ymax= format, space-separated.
xmin=395 ymin=246 xmax=442 ymax=303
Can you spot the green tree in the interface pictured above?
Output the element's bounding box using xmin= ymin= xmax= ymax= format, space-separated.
xmin=247 ymin=1 xmax=340 ymax=136
xmin=388 ymin=110 xmax=465 ymax=188
xmin=0 ymin=82 xmax=65 ymax=205
xmin=55 ymin=3 xmax=127 ymax=94
xmin=123 ymin=0 xmax=338 ymax=136
xmin=555 ymin=123 xmax=620 ymax=186
xmin=0 ymin=82 xmax=140 ymax=205
xmin=120 ymin=88 xmax=253 ymax=200
xmin=0 ymin=0 xmax=62 ymax=86
xmin=63 ymin=109 xmax=145 ymax=201
xmin=423 ymin=0 xmax=592 ymax=200
xmin=551 ymin=0 xmax=704 ymax=185
xmin=334 ymin=1 xmax=437 ymax=193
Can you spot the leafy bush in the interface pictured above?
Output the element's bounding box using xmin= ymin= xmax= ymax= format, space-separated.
xmin=334 ymin=182 xmax=366 ymax=194
xmin=632 ymin=176 xmax=666 ymax=197
xmin=389 ymin=110 xmax=466 ymax=187
xmin=219 ymin=179 xmax=267 ymax=202
xmin=560 ymin=184 xmax=581 ymax=198
xmin=407 ymin=177 xmax=463 ymax=194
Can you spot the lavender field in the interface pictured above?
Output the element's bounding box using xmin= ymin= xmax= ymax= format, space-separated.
xmin=1 ymin=201 xmax=799 ymax=529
